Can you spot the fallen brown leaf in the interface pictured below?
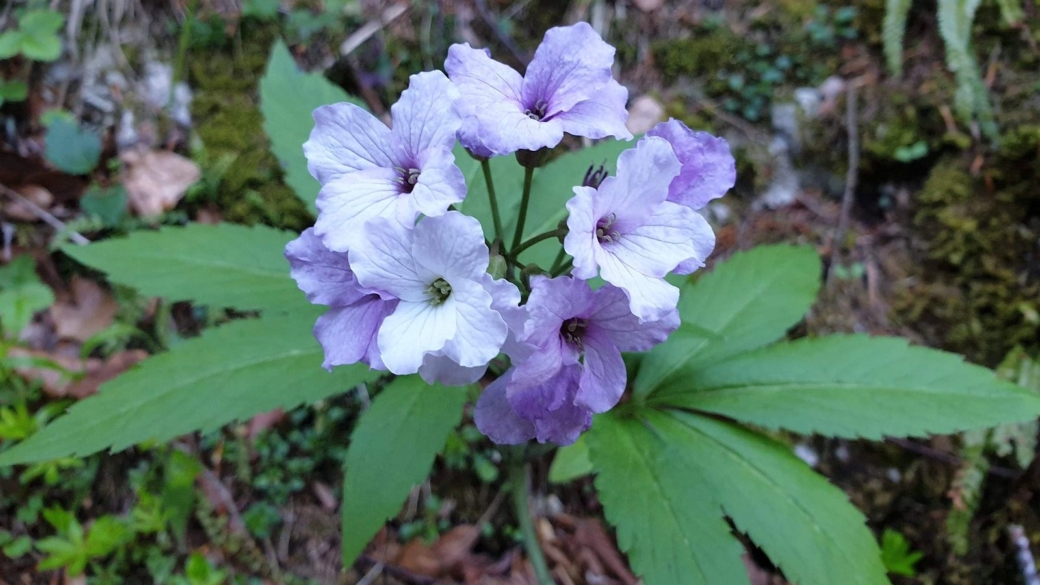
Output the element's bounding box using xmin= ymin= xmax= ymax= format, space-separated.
xmin=64 ymin=349 xmax=147 ymax=398
xmin=50 ymin=276 xmax=118 ymax=343
xmin=7 ymin=346 xmax=146 ymax=399
xmin=121 ymin=149 xmax=200 ymax=217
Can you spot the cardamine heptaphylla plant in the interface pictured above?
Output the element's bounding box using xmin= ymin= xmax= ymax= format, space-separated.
xmin=287 ymin=21 xmax=735 ymax=446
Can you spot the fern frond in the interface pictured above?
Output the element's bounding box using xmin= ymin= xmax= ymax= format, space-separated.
xmin=936 ymin=0 xmax=999 ymax=139
xmin=995 ymin=0 xmax=1024 ymax=25
xmin=883 ymin=0 xmax=914 ymax=76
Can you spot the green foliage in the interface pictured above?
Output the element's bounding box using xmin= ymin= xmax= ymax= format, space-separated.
xmin=44 ymin=117 xmax=103 ymax=175
xmin=883 ymin=0 xmax=913 ymax=76
xmin=80 ymin=185 xmax=129 ymax=227
xmin=587 ymin=413 xmax=750 ymax=585
xmin=259 ymin=40 xmax=363 ymax=213
xmin=0 ymin=10 xmax=64 ymax=61
xmin=341 ymin=375 xmax=468 ymax=566
xmin=64 ymin=223 xmax=301 ymax=313
xmin=0 ymin=255 xmax=55 ymax=337
xmin=0 ymin=78 xmax=28 ymax=107
xmin=36 ymin=510 xmax=132 ymax=575
xmin=0 ymin=313 xmax=381 ymax=465
xmin=633 ymin=245 xmax=821 ymax=398
xmin=548 ymin=434 xmax=593 ymax=483
xmin=880 ymin=529 xmax=923 ymax=576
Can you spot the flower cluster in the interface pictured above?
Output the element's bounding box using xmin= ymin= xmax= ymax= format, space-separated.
xmin=286 ymin=22 xmax=735 ymax=445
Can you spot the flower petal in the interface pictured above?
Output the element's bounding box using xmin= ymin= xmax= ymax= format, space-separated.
xmin=390 ymin=70 xmax=461 ymax=160
xmin=563 ymin=187 xmax=599 ymax=280
xmin=587 ymin=284 xmax=679 ymax=352
xmin=419 ymin=352 xmax=486 ymax=386
xmin=672 ymin=210 xmax=717 ymax=275
xmin=647 ymin=119 xmax=736 ymax=210
xmin=412 ymin=212 xmax=489 ymax=282
xmin=314 ymin=298 xmax=394 ymax=370
xmin=285 ymin=228 xmax=367 ymax=306
xmin=314 ymin=168 xmax=403 ymax=253
xmin=522 ymin=22 xmax=616 ymax=118
xmin=575 ymin=329 xmax=626 ymax=413
xmin=555 ymin=78 xmax=632 ymax=142
xmin=349 ymin=217 xmax=427 ymax=301
xmin=410 ymin=148 xmax=467 ymax=218
xmin=596 ymin=249 xmax=680 ymax=322
xmin=474 ymin=371 xmax=536 ymax=444
xmin=522 ymin=276 xmax=595 ymax=347
xmin=377 ymin=299 xmax=457 ymax=374
xmin=440 ymin=279 xmax=508 ymax=368
xmin=610 ymin=201 xmax=706 ymax=277
xmin=598 ymin=137 xmax=679 ymax=221
xmin=531 ymin=366 xmax=591 ymax=445
xmin=304 ymin=103 xmax=395 ymax=184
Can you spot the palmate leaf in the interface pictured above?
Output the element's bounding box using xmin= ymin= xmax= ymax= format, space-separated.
xmin=64 ymin=223 xmax=302 ymax=314
xmin=341 ymin=375 xmax=467 ymax=566
xmin=259 ymin=40 xmax=364 ymax=213
xmin=633 ymin=245 xmax=821 ymax=398
xmin=652 ymin=335 xmax=1040 ymax=439
xmin=586 ymin=413 xmax=749 ymax=585
xmin=0 ymin=312 xmax=380 ymax=465
xmin=649 ymin=410 xmax=889 ymax=585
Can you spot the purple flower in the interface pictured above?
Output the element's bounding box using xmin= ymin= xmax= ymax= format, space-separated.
xmin=474 ymin=276 xmax=677 ymax=445
xmin=474 ymin=366 xmax=589 ymax=445
xmin=445 ymin=22 xmax=632 ymax=157
xmin=564 ymin=137 xmax=715 ymax=321
xmin=646 ymin=119 xmax=736 ymax=210
xmin=305 ymin=71 xmax=466 ymax=252
xmin=285 ymin=228 xmax=396 ymax=370
xmin=348 ymin=211 xmax=509 ymax=377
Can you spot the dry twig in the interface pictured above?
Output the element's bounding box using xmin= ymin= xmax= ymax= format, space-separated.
xmin=0 ymin=182 xmax=90 ymax=245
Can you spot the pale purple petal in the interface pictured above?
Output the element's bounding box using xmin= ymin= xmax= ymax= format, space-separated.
xmin=554 ymin=78 xmax=632 ymax=141
xmin=596 ymin=251 xmax=680 ymax=322
xmin=419 ymin=352 xmax=486 ymax=386
xmin=522 ymin=23 xmax=615 ymax=115
xmin=510 ymin=336 xmax=565 ymax=395
xmin=285 ymin=228 xmax=367 ymax=306
xmin=445 ymin=43 xmax=531 ymax=156
xmin=481 ymin=274 xmax=530 ymax=361
xmin=314 ymin=298 xmax=394 ymax=370
xmin=349 ymin=218 xmax=426 ymax=301
xmin=521 ymin=276 xmax=595 ymax=346
xmin=474 ymin=371 xmax=535 ymax=444
xmin=411 ymin=212 xmax=488 ymax=282
xmin=647 ymin=119 xmax=736 ymax=209
xmin=672 ymin=211 xmax=717 ymax=275
xmin=563 ymin=187 xmax=599 ymax=280
xmin=410 ymin=148 xmax=467 ymax=218
xmin=304 ymin=103 xmax=395 ymax=183
xmin=575 ymin=329 xmax=626 ymax=413
xmin=314 ymin=168 xmax=401 ymax=252
xmin=606 ymin=201 xmax=705 ymax=277
xmin=439 ymin=280 xmax=507 ymax=368
xmin=377 ymin=299 xmax=456 ymax=375
xmin=586 ymin=285 xmax=679 ymax=351
xmin=390 ymin=71 xmax=461 ymax=159
xmin=533 ymin=398 xmax=592 ymax=446
xmin=597 ymin=137 xmax=680 ymax=219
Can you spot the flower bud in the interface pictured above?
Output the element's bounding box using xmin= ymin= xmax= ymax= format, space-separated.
xmin=488 ymin=253 xmax=508 ymax=280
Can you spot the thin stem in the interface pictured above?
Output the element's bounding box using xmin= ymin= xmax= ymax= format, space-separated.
xmin=481 ymin=158 xmax=504 ymax=243
xmin=510 ymin=228 xmax=567 ymax=261
xmin=511 ymin=166 xmax=536 ymax=252
xmin=508 ymin=458 xmax=553 ymax=585
xmin=549 ymin=248 xmax=567 ymax=274
xmin=550 ymin=258 xmax=573 ymax=277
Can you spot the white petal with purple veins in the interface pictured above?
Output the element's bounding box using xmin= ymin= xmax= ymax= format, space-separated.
xmin=304 ymin=103 xmax=396 ymax=183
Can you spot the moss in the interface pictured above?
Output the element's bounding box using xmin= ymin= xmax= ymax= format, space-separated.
xmin=652 ymin=30 xmax=740 ymax=83
xmin=187 ymin=23 xmax=311 ymax=231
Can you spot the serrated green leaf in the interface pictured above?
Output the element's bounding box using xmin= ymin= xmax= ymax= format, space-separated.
xmin=651 ymin=410 xmax=890 ymax=585
xmin=259 ymin=40 xmax=363 ymax=213
xmin=634 ymin=245 xmax=821 ymax=398
xmin=548 ymin=433 xmax=593 ymax=483
xmin=0 ymin=255 xmax=55 ymax=337
xmin=63 ymin=223 xmax=302 ymax=313
xmin=587 ymin=413 xmax=749 ymax=585
xmin=0 ymin=313 xmax=380 ymax=465
xmin=341 ymin=375 xmax=467 ymax=566
xmin=44 ymin=117 xmax=100 ymax=174
xmin=653 ymin=335 xmax=1040 ymax=439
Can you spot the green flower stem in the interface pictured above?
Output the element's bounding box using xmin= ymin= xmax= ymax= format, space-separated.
xmin=510 ymin=228 xmax=567 ymax=262
xmin=511 ymin=166 xmax=536 ymax=253
xmin=549 ymin=248 xmax=568 ymax=275
xmin=550 ymin=258 xmax=573 ymax=277
xmin=481 ymin=158 xmax=504 ymax=243
xmin=507 ymin=458 xmax=553 ymax=585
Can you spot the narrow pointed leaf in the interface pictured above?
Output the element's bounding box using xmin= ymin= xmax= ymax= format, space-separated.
xmin=634 ymin=245 xmax=821 ymax=397
xmin=0 ymin=312 xmax=378 ymax=465
xmin=653 ymin=335 xmax=1040 ymax=439
xmin=259 ymin=40 xmax=363 ymax=212
xmin=587 ymin=413 xmax=749 ymax=585
xmin=341 ymin=375 xmax=467 ymax=567
xmin=64 ymin=223 xmax=302 ymax=313
xmin=651 ymin=410 xmax=890 ymax=585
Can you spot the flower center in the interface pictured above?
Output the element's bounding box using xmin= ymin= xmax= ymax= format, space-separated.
xmin=595 ymin=213 xmax=621 ymax=245
xmin=560 ymin=317 xmax=588 ymax=350
xmin=582 ymin=163 xmax=608 ymax=189
xmin=525 ymin=99 xmax=549 ymax=121
xmin=395 ymin=166 xmax=422 ymax=193
xmin=426 ymin=278 xmax=452 ymax=305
